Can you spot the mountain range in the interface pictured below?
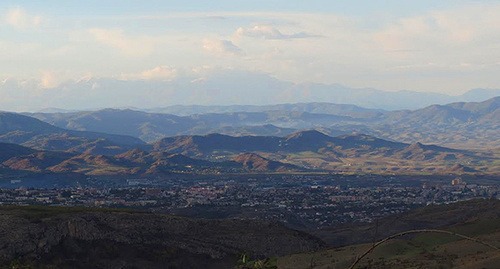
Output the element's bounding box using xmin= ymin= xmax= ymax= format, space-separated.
xmin=25 ymin=96 xmax=500 ymax=149
xmin=0 ymin=139 xmax=304 ymax=176
xmin=0 ymin=97 xmax=498 ymax=176
xmin=152 ymin=131 xmax=493 ymax=173
xmin=3 ymin=72 xmax=500 ymax=111
xmin=0 ymin=112 xmax=144 ymax=151
xmin=0 ymin=129 xmax=496 ymax=176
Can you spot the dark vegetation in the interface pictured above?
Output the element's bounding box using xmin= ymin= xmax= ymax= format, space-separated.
xmin=0 ymin=206 xmax=323 ymax=269
xmin=279 ymin=199 xmax=500 ymax=269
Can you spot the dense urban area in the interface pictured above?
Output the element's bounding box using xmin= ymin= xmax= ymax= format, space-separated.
xmin=1 ymin=175 xmax=497 ymax=229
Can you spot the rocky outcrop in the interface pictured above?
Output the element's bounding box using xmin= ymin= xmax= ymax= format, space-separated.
xmin=0 ymin=207 xmax=323 ymax=268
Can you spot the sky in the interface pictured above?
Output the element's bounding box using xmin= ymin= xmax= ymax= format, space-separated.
xmin=1 ymin=0 xmax=500 ymax=110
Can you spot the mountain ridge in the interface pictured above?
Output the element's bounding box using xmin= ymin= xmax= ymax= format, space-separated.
xmin=4 ymin=73 xmax=500 ymax=111
xmin=24 ymin=97 xmax=500 ymax=149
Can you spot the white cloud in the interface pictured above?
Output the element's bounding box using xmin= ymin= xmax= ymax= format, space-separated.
xmin=2 ymin=5 xmax=500 ymax=100
xmin=120 ymin=66 xmax=178 ymax=81
xmin=5 ymin=7 xmax=43 ymax=29
xmin=235 ymin=24 xmax=317 ymax=39
xmin=88 ymin=28 xmax=156 ymax=57
xmin=39 ymin=70 xmax=70 ymax=89
xmin=373 ymin=5 xmax=500 ymax=53
xmin=202 ymin=39 xmax=242 ymax=56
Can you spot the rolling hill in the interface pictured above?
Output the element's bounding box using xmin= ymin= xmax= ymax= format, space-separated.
xmin=372 ymin=97 xmax=500 ymax=148
xmin=25 ymin=96 xmax=500 ymax=149
xmin=151 ymin=131 xmax=496 ymax=173
xmin=0 ymin=206 xmax=323 ymax=269
xmin=278 ymin=199 xmax=500 ymax=269
xmin=0 ymin=141 xmax=304 ymax=176
xmin=1 ymin=107 xmax=499 ymax=174
xmin=27 ymin=109 xmax=351 ymax=143
xmin=0 ymin=112 xmax=145 ymax=153
xmin=233 ymin=153 xmax=302 ymax=172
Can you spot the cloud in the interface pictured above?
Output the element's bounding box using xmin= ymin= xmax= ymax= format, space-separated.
xmin=235 ymin=24 xmax=317 ymax=40
xmin=88 ymin=28 xmax=156 ymax=57
xmin=120 ymin=66 xmax=178 ymax=81
xmin=202 ymin=39 xmax=242 ymax=56
xmin=373 ymin=5 xmax=500 ymax=52
xmin=5 ymin=7 xmax=43 ymax=29
xmin=39 ymin=70 xmax=70 ymax=89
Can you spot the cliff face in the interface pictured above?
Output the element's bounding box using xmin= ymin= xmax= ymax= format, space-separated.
xmin=0 ymin=207 xmax=323 ymax=268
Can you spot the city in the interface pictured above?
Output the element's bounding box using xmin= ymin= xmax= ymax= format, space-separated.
xmin=2 ymin=175 xmax=497 ymax=230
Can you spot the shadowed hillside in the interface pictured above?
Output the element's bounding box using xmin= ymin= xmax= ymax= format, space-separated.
xmin=0 ymin=206 xmax=323 ymax=269
xmin=279 ymin=199 xmax=500 ymax=269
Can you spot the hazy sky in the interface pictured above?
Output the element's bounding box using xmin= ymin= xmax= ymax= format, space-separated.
xmin=1 ymin=0 xmax=500 ymax=96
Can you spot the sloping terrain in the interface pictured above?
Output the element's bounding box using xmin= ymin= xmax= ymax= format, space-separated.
xmin=278 ymin=199 xmax=500 ymax=269
xmin=26 ymin=96 xmax=500 ymax=149
xmin=3 ymin=130 xmax=489 ymax=175
xmin=233 ymin=153 xmax=302 ymax=172
xmin=1 ymin=109 xmax=499 ymax=174
xmin=0 ymin=112 xmax=145 ymax=152
xmin=147 ymin=102 xmax=384 ymax=118
xmin=0 ymin=142 xmax=302 ymax=176
xmin=152 ymin=131 xmax=494 ymax=173
xmin=153 ymin=131 xmax=408 ymax=158
xmin=28 ymin=109 xmax=352 ymax=143
xmin=0 ymin=143 xmax=36 ymax=162
xmin=0 ymin=206 xmax=323 ymax=269
xmin=373 ymin=97 xmax=500 ymax=149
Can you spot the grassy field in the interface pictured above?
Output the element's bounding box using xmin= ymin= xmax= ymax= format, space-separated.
xmin=278 ymin=219 xmax=500 ymax=269
xmin=278 ymin=232 xmax=499 ymax=268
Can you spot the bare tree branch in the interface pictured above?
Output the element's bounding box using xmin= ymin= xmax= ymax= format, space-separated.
xmin=348 ymin=229 xmax=500 ymax=269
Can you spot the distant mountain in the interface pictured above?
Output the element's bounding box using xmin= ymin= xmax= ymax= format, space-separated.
xmin=4 ymin=73 xmax=500 ymax=111
xmin=4 ymin=151 xmax=75 ymax=173
xmin=153 ymin=131 xmax=408 ymax=158
xmin=28 ymin=109 xmax=195 ymax=143
xmin=460 ymin=88 xmax=500 ymax=102
xmin=206 ymin=124 xmax=299 ymax=137
xmin=0 ymin=143 xmax=37 ymax=163
xmin=0 ymin=112 xmax=145 ymax=152
xmin=373 ymin=96 xmax=500 ymax=148
xmin=147 ymin=102 xmax=385 ymax=118
xmin=24 ymin=97 xmax=500 ymax=149
xmin=27 ymin=109 xmax=351 ymax=143
xmin=233 ymin=153 xmax=302 ymax=172
xmin=151 ymin=131 xmax=491 ymax=173
xmin=153 ymin=133 xmax=282 ymax=157
xmin=0 ymin=140 xmax=308 ymax=176
xmin=0 ymin=129 xmax=496 ymax=175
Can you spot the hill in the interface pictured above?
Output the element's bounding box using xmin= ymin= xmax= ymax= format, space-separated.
xmin=278 ymin=199 xmax=500 ymax=269
xmin=233 ymin=153 xmax=302 ymax=172
xmin=0 ymin=143 xmax=36 ymax=162
xmin=0 ymin=206 xmax=323 ymax=269
xmin=27 ymin=109 xmax=351 ymax=143
xmin=373 ymin=96 xmax=500 ymax=149
xmin=26 ymin=96 xmax=500 ymax=149
xmin=152 ymin=131 xmax=490 ymax=173
xmin=0 ymin=143 xmax=306 ymax=176
xmin=0 ymin=112 xmax=145 ymax=152
xmin=147 ymin=102 xmax=384 ymax=118
xmin=152 ymin=131 xmax=408 ymax=157
xmin=0 ymin=125 xmax=496 ymax=175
